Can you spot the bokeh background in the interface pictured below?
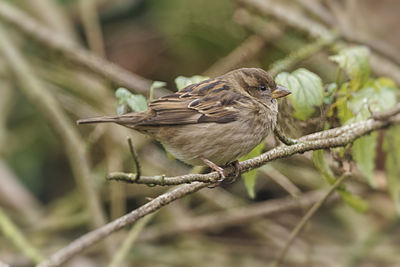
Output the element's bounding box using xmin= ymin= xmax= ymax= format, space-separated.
xmin=1 ymin=0 xmax=400 ymax=266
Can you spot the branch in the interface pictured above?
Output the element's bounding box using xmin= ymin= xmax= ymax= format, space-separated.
xmin=0 ymin=1 xmax=157 ymax=96
xmin=37 ymin=182 xmax=209 ymax=267
xmin=36 ymin=106 xmax=398 ymax=265
xmin=36 ymin=105 xmax=400 ymax=266
xmin=108 ymin=105 xmax=400 ymax=185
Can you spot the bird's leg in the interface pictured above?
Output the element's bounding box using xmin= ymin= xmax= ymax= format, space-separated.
xmin=274 ymin=126 xmax=298 ymax=145
xmin=224 ymin=160 xmax=241 ymax=184
xmin=200 ymin=157 xmax=226 ymax=182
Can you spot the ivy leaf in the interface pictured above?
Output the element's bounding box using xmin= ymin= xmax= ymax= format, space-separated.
xmin=329 ymin=46 xmax=370 ymax=90
xmin=312 ymin=150 xmax=368 ymax=212
xmin=174 ymin=75 xmax=209 ymax=91
xmin=115 ymin=88 xmax=148 ymax=114
xmin=383 ymin=125 xmax=400 ymax=214
xmin=240 ymin=142 xmax=265 ymax=199
xmin=275 ymin=68 xmax=324 ymax=120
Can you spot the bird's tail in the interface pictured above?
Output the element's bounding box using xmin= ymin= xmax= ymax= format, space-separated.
xmin=77 ymin=114 xmax=142 ymax=125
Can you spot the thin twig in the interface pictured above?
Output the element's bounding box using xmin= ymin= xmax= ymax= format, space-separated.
xmin=273 ymin=127 xmax=299 ymax=145
xmin=127 ymin=137 xmax=141 ymax=180
xmin=272 ymin=172 xmax=350 ymax=267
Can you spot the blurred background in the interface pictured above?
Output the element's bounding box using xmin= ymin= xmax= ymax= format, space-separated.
xmin=0 ymin=0 xmax=400 ymax=266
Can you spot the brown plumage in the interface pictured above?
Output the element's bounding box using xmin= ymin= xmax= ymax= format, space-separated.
xmin=78 ymin=68 xmax=290 ymax=176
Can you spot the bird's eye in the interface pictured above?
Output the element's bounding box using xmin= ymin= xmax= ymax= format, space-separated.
xmin=259 ymin=85 xmax=267 ymax=91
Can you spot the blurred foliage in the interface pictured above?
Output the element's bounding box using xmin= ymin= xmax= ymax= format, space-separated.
xmin=2 ymin=0 xmax=400 ymax=266
xmin=147 ymin=0 xmax=247 ymax=73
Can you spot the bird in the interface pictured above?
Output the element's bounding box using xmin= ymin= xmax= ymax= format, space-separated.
xmin=77 ymin=68 xmax=290 ymax=180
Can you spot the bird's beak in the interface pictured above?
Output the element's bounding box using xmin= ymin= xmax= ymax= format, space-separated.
xmin=272 ymin=85 xmax=291 ymax=99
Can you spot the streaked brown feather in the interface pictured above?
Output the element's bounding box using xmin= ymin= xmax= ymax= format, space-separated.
xmin=134 ymin=78 xmax=243 ymax=126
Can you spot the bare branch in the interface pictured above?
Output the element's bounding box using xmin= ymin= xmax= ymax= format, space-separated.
xmin=107 ymin=106 xmax=400 ymax=186
xmin=37 ymin=182 xmax=209 ymax=267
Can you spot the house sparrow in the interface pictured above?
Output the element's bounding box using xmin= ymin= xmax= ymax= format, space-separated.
xmin=77 ymin=68 xmax=290 ymax=179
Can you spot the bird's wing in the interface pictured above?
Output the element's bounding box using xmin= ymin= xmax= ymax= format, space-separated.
xmin=135 ymin=79 xmax=247 ymax=126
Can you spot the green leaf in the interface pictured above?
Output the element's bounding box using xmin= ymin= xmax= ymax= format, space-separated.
xmin=161 ymin=144 xmax=176 ymax=160
xmin=338 ymin=190 xmax=368 ymax=212
xmin=126 ymin=94 xmax=148 ymax=112
xmin=334 ymin=83 xmax=353 ymax=124
xmin=174 ymin=75 xmax=209 ymax=91
xmin=352 ymin=133 xmax=378 ymax=187
xmin=329 ymin=46 xmax=370 ymax=90
xmin=324 ymin=83 xmax=337 ymax=104
xmin=337 ymin=81 xmax=397 ymax=187
xmin=115 ymin=87 xmax=133 ymax=100
xmin=349 ymin=83 xmax=397 ymax=117
xmin=149 ymin=81 xmax=167 ymax=101
xmin=115 ymin=88 xmax=148 ymax=114
xmin=275 ymin=68 xmax=324 ymax=120
xmin=240 ymin=142 xmax=265 ymax=199
xmin=312 ymin=150 xmax=368 ymax=212
xmin=337 ymin=79 xmax=397 ymax=125
xmin=312 ymin=150 xmax=335 ymax=184
xmin=383 ymin=125 xmax=400 ymax=214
